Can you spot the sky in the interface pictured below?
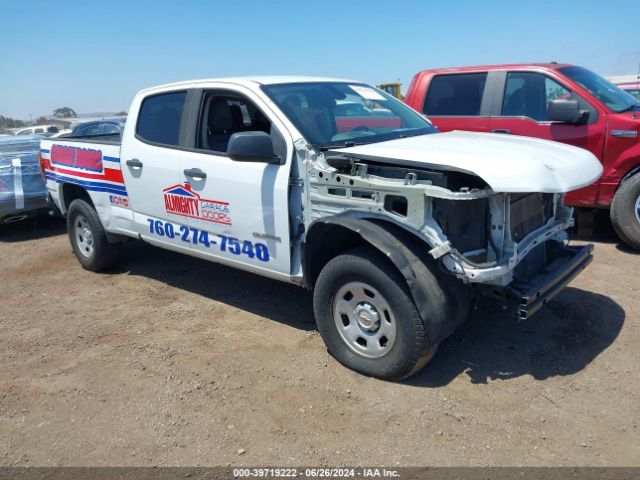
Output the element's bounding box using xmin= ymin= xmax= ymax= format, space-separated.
xmin=1 ymin=0 xmax=639 ymax=120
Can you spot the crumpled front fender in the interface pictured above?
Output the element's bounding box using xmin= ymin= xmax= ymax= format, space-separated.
xmin=305 ymin=217 xmax=471 ymax=344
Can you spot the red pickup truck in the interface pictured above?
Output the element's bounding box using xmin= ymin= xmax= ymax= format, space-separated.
xmin=404 ymin=63 xmax=640 ymax=248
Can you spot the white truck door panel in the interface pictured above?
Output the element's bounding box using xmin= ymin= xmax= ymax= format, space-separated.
xmin=171 ymin=86 xmax=292 ymax=275
xmin=120 ymin=90 xmax=186 ymax=241
xmin=174 ymin=152 xmax=291 ymax=274
xmin=120 ymin=143 xmax=182 ymax=228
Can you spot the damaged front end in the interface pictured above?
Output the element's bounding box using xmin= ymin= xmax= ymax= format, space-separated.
xmin=435 ymin=190 xmax=593 ymax=319
xmin=298 ymin=141 xmax=593 ymax=319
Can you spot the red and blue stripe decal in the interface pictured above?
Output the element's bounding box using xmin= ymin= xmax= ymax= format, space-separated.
xmin=41 ymin=146 xmax=127 ymax=195
xmin=43 ymin=172 xmax=128 ymax=195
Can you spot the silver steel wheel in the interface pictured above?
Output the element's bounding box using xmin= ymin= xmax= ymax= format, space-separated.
xmin=73 ymin=214 xmax=95 ymax=258
xmin=333 ymin=281 xmax=397 ymax=359
xmin=635 ymin=193 xmax=640 ymax=225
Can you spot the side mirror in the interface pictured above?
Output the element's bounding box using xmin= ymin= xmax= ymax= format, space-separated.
xmin=548 ymin=99 xmax=588 ymax=124
xmin=227 ymin=131 xmax=282 ymax=164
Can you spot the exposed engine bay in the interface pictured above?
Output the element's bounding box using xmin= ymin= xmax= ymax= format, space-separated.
xmin=296 ymin=140 xmax=577 ymax=292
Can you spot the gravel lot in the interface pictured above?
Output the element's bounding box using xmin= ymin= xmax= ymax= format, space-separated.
xmin=0 ymin=215 xmax=638 ymax=467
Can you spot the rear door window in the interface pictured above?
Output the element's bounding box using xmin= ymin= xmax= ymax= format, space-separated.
xmin=423 ymin=73 xmax=488 ymax=116
xmin=136 ymin=91 xmax=186 ymax=146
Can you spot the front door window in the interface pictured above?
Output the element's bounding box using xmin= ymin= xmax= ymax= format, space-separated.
xmin=502 ymin=72 xmax=571 ymax=121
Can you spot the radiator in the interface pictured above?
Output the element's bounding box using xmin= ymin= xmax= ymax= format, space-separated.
xmin=510 ymin=193 xmax=553 ymax=242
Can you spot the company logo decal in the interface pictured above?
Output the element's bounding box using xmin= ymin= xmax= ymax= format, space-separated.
xmin=109 ymin=194 xmax=129 ymax=207
xmin=163 ymin=184 xmax=231 ymax=225
xmin=50 ymin=144 xmax=103 ymax=172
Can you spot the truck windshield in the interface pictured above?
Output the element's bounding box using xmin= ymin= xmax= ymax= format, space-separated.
xmin=261 ymin=82 xmax=437 ymax=149
xmin=560 ymin=66 xmax=639 ymax=113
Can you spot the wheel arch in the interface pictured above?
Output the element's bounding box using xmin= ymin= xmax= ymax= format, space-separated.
xmin=621 ymin=163 xmax=640 ymax=184
xmin=303 ymin=216 xmax=470 ymax=344
xmin=60 ymin=183 xmax=94 ymax=214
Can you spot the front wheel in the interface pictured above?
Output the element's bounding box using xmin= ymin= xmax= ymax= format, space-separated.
xmin=313 ymin=246 xmax=437 ymax=381
xmin=610 ymin=174 xmax=640 ymax=250
xmin=67 ymin=199 xmax=121 ymax=271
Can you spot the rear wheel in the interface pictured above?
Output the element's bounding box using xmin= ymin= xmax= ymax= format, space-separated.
xmin=67 ymin=199 xmax=121 ymax=271
xmin=611 ymin=173 xmax=640 ymax=250
xmin=313 ymin=246 xmax=438 ymax=381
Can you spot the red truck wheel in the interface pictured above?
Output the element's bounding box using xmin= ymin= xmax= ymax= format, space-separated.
xmin=611 ymin=174 xmax=640 ymax=250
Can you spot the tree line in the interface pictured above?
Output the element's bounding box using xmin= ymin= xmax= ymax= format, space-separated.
xmin=2 ymin=107 xmax=126 ymax=131
xmin=1 ymin=107 xmax=77 ymax=130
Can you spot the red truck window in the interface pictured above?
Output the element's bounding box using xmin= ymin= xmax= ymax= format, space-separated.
xmin=502 ymin=72 xmax=570 ymax=121
xmin=423 ymin=73 xmax=487 ymax=116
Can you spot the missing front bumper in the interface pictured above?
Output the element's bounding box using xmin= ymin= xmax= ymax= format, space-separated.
xmin=506 ymin=244 xmax=593 ymax=320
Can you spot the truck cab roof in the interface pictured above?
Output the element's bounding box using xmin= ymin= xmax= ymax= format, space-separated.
xmin=138 ymin=76 xmax=362 ymax=95
xmin=413 ymin=63 xmax=574 ymax=75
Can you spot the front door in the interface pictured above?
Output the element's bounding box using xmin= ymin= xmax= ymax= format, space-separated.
xmin=170 ymin=88 xmax=292 ymax=276
xmin=488 ymin=71 xmax=605 ymax=205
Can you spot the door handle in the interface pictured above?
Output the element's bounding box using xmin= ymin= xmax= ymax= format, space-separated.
xmin=183 ymin=168 xmax=207 ymax=180
xmin=491 ymin=129 xmax=512 ymax=134
xmin=126 ymin=158 xmax=143 ymax=169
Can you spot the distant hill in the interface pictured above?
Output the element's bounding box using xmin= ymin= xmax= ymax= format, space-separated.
xmin=6 ymin=111 xmax=127 ymax=125
xmin=75 ymin=112 xmax=125 ymax=118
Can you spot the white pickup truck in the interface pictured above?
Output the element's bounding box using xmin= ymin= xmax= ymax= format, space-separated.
xmin=40 ymin=76 xmax=602 ymax=380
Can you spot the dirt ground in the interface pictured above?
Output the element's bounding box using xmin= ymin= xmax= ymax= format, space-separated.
xmin=0 ymin=214 xmax=638 ymax=467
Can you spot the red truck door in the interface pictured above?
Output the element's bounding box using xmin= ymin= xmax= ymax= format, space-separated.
xmin=420 ymin=72 xmax=492 ymax=133
xmin=488 ymin=70 xmax=605 ymax=205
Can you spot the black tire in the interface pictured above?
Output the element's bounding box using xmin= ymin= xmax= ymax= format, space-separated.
xmin=66 ymin=199 xmax=121 ymax=271
xmin=611 ymin=173 xmax=640 ymax=250
xmin=313 ymin=245 xmax=439 ymax=381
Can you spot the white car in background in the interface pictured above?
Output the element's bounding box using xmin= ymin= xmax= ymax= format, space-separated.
xmin=50 ymin=129 xmax=73 ymax=138
xmin=14 ymin=125 xmax=61 ymax=136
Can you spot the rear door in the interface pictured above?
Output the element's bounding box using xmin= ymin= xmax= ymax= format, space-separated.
xmin=120 ymin=89 xmax=187 ymax=240
xmin=421 ymin=72 xmax=492 ymax=132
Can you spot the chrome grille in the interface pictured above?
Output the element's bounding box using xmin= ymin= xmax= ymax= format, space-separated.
xmin=510 ymin=193 xmax=553 ymax=242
